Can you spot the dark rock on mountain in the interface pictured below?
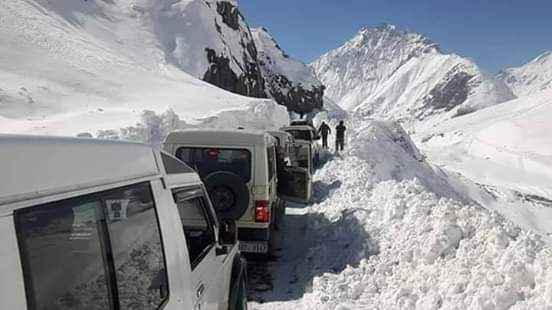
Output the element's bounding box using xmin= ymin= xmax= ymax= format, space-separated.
xmin=252 ymin=27 xmax=325 ymax=115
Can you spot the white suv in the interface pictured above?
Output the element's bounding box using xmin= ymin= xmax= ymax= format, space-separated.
xmin=0 ymin=135 xmax=247 ymax=310
xmin=281 ymin=125 xmax=321 ymax=168
xmin=164 ymin=129 xmax=311 ymax=254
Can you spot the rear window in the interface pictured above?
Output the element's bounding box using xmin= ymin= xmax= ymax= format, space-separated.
xmin=286 ymin=129 xmax=312 ymax=141
xmin=175 ymin=147 xmax=251 ymax=182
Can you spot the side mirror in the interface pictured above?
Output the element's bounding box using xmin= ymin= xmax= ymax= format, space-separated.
xmin=219 ymin=219 xmax=237 ymax=246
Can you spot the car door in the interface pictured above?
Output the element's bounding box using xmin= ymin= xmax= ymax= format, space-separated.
xmin=278 ymin=141 xmax=312 ymax=203
xmin=172 ymin=188 xmax=225 ymax=310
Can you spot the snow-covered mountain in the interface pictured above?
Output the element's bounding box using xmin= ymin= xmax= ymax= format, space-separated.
xmin=497 ymin=51 xmax=552 ymax=97
xmin=0 ymin=0 xmax=288 ymax=137
xmin=252 ymin=27 xmax=325 ymax=115
xmin=312 ymin=24 xmax=514 ymax=125
xmin=150 ymin=0 xmax=266 ymax=98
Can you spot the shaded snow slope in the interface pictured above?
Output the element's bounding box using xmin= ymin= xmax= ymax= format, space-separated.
xmin=498 ymin=51 xmax=552 ymax=97
xmin=311 ymin=24 xmax=513 ymax=126
xmin=251 ymin=120 xmax=552 ymax=310
xmin=0 ymin=0 xmax=287 ymax=137
xmin=252 ymin=27 xmax=324 ymax=114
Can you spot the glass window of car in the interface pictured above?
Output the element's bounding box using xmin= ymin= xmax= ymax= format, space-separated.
xmin=176 ymin=147 xmax=251 ymax=181
xmin=15 ymin=182 xmax=169 ymax=310
xmin=172 ymin=191 xmax=216 ymax=269
xmin=161 ymin=152 xmax=194 ymax=174
xmin=16 ymin=200 xmax=112 ymax=310
xmin=267 ymin=146 xmax=276 ymax=180
xmin=103 ymin=183 xmax=168 ymax=310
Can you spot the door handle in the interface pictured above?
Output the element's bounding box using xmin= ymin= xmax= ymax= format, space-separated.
xmin=196 ymin=284 xmax=206 ymax=298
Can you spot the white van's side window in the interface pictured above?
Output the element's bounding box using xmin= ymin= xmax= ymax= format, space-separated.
xmin=173 ymin=189 xmax=216 ymax=269
xmin=15 ymin=182 xmax=169 ymax=310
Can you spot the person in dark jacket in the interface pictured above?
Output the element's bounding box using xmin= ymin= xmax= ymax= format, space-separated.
xmin=318 ymin=121 xmax=331 ymax=148
xmin=335 ymin=120 xmax=346 ymax=151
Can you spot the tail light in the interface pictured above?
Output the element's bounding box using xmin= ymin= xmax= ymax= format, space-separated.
xmin=255 ymin=200 xmax=270 ymax=223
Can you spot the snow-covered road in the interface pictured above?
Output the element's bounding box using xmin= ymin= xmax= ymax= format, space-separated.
xmin=249 ymin=120 xmax=552 ymax=310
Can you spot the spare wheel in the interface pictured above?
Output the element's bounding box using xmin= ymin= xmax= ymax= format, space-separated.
xmin=204 ymin=171 xmax=250 ymax=220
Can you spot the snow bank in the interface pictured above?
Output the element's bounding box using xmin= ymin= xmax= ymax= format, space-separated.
xmin=252 ymin=120 xmax=552 ymax=310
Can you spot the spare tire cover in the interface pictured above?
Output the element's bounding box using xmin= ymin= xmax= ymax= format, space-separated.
xmin=204 ymin=171 xmax=250 ymax=220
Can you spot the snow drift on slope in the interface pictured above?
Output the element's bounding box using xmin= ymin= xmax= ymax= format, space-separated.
xmin=252 ymin=120 xmax=552 ymax=310
xmin=311 ymin=24 xmax=514 ymax=126
xmin=0 ymin=0 xmax=287 ymax=137
xmin=252 ymin=27 xmax=325 ymax=114
xmin=498 ymin=51 xmax=552 ymax=97
xmin=418 ymin=88 xmax=552 ymax=207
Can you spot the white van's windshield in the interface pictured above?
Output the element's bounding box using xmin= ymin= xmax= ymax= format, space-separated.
xmin=176 ymin=147 xmax=252 ymax=182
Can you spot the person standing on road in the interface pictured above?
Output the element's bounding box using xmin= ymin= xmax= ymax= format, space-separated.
xmin=335 ymin=120 xmax=346 ymax=152
xmin=318 ymin=121 xmax=331 ymax=148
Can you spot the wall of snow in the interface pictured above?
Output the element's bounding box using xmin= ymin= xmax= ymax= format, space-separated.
xmin=252 ymin=120 xmax=552 ymax=310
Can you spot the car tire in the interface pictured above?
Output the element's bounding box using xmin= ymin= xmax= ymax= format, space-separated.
xmin=204 ymin=171 xmax=250 ymax=221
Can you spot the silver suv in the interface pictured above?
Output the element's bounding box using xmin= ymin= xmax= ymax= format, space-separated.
xmin=164 ymin=129 xmax=311 ymax=254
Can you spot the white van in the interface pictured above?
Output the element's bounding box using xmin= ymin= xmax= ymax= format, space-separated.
xmin=0 ymin=135 xmax=247 ymax=310
xmin=164 ymin=129 xmax=311 ymax=254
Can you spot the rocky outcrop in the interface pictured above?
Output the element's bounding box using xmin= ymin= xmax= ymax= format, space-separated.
xmin=155 ymin=0 xmax=266 ymax=98
xmin=252 ymin=27 xmax=325 ymax=115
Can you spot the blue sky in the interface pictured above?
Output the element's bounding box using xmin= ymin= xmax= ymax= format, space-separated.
xmin=240 ymin=0 xmax=552 ymax=73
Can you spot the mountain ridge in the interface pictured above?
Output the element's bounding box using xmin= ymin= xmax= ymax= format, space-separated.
xmin=497 ymin=51 xmax=552 ymax=97
xmin=311 ymin=24 xmax=514 ymax=126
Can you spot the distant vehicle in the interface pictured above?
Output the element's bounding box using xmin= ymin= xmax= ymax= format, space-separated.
xmin=164 ymin=129 xmax=311 ymax=254
xmin=0 ymin=135 xmax=247 ymax=310
xmin=281 ymin=125 xmax=321 ymax=168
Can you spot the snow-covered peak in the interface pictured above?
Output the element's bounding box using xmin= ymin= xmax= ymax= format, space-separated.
xmin=344 ymin=23 xmax=439 ymax=56
xmin=252 ymin=27 xmax=324 ymax=115
xmin=311 ymin=25 xmax=514 ymax=126
xmin=498 ymin=51 xmax=552 ymax=97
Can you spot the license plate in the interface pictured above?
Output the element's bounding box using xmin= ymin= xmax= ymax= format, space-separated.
xmin=239 ymin=241 xmax=268 ymax=253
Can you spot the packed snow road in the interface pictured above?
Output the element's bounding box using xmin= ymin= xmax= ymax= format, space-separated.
xmin=248 ymin=120 xmax=552 ymax=310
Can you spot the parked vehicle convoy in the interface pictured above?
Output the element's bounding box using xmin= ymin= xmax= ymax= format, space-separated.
xmin=164 ymin=129 xmax=311 ymax=254
xmin=280 ymin=125 xmax=321 ymax=168
xmin=0 ymin=135 xmax=247 ymax=310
